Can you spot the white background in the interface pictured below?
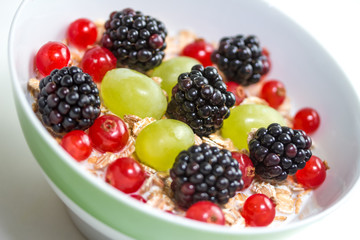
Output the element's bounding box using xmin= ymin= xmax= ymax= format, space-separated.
xmin=1 ymin=0 xmax=359 ymax=239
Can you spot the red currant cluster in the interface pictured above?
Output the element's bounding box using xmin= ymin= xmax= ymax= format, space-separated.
xmin=35 ymin=18 xmax=116 ymax=83
xmin=61 ymin=114 xmax=146 ymax=194
xmin=260 ymin=80 xmax=321 ymax=135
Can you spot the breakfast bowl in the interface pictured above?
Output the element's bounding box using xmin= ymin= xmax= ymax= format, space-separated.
xmin=8 ymin=0 xmax=360 ymax=239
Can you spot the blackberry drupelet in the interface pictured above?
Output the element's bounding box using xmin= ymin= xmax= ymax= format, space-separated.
xmin=170 ymin=143 xmax=244 ymax=209
xmin=166 ymin=64 xmax=236 ymax=137
xmin=211 ymin=35 xmax=270 ymax=86
xmin=248 ymin=123 xmax=312 ymax=182
xmin=37 ymin=66 xmax=101 ymax=133
xmin=101 ymin=8 xmax=167 ymax=72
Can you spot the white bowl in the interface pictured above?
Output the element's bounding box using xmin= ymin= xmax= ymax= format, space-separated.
xmin=8 ymin=0 xmax=360 ymax=239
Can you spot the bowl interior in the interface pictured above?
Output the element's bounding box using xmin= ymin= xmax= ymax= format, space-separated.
xmin=9 ymin=0 xmax=360 ymax=232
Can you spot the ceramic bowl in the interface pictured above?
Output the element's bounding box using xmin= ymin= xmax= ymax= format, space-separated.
xmin=9 ymin=0 xmax=360 ymax=239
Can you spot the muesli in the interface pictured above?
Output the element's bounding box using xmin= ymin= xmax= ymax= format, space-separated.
xmin=28 ymin=8 xmax=327 ymax=227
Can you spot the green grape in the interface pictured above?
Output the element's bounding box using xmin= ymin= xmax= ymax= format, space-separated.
xmin=135 ymin=119 xmax=195 ymax=171
xmin=101 ymin=68 xmax=167 ymax=119
xmin=222 ymin=104 xmax=286 ymax=150
xmin=150 ymin=56 xmax=200 ymax=100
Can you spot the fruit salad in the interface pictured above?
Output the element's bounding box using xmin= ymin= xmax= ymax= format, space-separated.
xmin=27 ymin=8 xmax=328 ymax=228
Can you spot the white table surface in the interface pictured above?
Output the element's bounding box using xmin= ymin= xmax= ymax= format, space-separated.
xmin=1 ymin=0 xmax=359 ymax=239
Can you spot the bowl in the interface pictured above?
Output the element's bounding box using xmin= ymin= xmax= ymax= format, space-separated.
xmin=8 ymin=0 xmax=360 ymax=239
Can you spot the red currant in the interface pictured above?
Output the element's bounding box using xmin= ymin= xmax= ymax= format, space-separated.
xmin=296 ymin=155 xmax=327 ymax=189
xmin=106 ymin=157 xmax=146 ymax=193
xmin=181 ymin=39 xmax=214 ymax=67
xmin=225 ymin=81 xmax=246 ymax=105
xmin=185 ymin=201 xmax=225 ymax=225
xmin=130 ymin=194 xmax=147 ymax=203
xmin=241 ymin=194 xmax=275 ymax=227
xmin=88 ymin=115 xmax=129 ymax=153
xmin=231 ymin=152 xmax=255 ymax=189
xmin=80 ymin=46 xmax=117 ymax=83
xmin=260 ymin=80 xmax=286 ymax=109
xmin=262 ymin=47 xmax=270 ymax=58
xmin=35 ymin=41 xmax=70 ymax=76
xmin=293 ymin=107 xmax=320 ymax=134
xmin=67 ymin=18 xmax=97 ymax=49
xmin=61 ymin=130 xmax=92 ymax=161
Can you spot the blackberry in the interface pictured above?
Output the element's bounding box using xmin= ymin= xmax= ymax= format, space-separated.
xmin=211 ymin=35 xmax=270 ymax=86
xmin=166 ymin=64 xmax=236 ymax=137
xmin=101 ymin=8 xmax=167 ymax=72
xmin=37 ymin=66 xmax=101 ymax=133
xmin=170 ymin=143 xmax=244 ymax=208
xmin=249 ymin=123 xmax=312 ymax=182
